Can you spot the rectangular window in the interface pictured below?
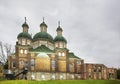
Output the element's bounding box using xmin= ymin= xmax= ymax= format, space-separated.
xmin=27 ymin=40 xmax=30 ymax=45
xmin=59 ymin=43 xmax=63 ymax=48
xmin=51 ymin=60 xmax=55 ymax=68
xmin=22 ymin=39 xmax=26 ymax=45
xmin=12 ymin=62 xmax=16 ymax=68
xmin=41 ymin=41 xmax=47 ymax=46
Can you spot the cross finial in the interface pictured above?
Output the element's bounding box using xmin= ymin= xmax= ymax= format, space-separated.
xmin=43 ymin=17 xmax=44 ymax=22
xmin=25 ymin=17 xmax=26 ymax=23
xmin=58 ymin=21 xmax=60 ymax=27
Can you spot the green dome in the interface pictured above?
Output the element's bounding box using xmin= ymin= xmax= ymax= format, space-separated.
xmin=54 ymin=35 xmax=67 ymax=43
xmin=17 ymin=32 xmax=32 ymax=40
xmin=33 ymin=32 xmax=53 ymax=42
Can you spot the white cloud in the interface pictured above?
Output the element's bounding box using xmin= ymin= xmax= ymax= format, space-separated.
xmin=0 ymin=0 xmax=120 ymax=68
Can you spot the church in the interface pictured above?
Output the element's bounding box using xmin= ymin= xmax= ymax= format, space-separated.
xmin=8 ymin=18 xmax=117 ymax=80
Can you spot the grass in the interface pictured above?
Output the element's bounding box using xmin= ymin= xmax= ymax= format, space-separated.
xmin=0 ymin=80 xmax=120 ymax=84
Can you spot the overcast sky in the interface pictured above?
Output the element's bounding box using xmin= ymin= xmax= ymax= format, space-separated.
xmin=0 ymin=0 xmax=120 ymax=68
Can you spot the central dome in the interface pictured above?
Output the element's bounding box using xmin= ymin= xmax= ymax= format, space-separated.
xmin=33 ymin=32 xmax=53 ymax=42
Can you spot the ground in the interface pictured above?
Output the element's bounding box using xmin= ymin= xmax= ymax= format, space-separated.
xmin=0 ymin=80 xmax=120 ymax=84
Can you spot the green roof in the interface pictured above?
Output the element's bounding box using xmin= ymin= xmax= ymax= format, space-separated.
xmin=17 ymin=32 xmax=32 ymax=40
xmin=31 ymin=45 xmax=54 ymax=53
xmin=54 ymin=35 xmax=67 ymax=43
xmin=33 ymin=32 xmax=53 ymax=42
xmin=54 ymin=47 xmax=69 ymax=51
xmin=68 ymin=52 xmax=80 ymax=59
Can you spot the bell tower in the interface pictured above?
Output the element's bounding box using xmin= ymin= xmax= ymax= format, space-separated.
xmin=54 ymin=21 xmax=69 ymax=73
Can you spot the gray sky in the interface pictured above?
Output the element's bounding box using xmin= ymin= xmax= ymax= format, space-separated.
xmin=0 ymin=0 xmax=120 ymax=68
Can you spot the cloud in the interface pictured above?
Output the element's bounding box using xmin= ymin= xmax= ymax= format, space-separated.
xmin=0 ymin=0 xmax=120 ymax=68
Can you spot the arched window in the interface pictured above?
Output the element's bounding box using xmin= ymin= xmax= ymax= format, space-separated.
xmin=31 ymin=74 xmax=35 ymax=80
xmin=62 ymin=52 xmax=65 ymax=56
xmin=60 ymin=75 xmax=63 ymax=80
xmin=69 ymin=64 xmax=72 ymax=71
xmin=72 ymin=74 xmax=74 ymax=79
xmin=24 ymin=50 xmax=27 ymax=54
xmin=52 ymin=74 xmax=55 ymax=80
xmin=41 ymin=74 xmax=45 ymax=80
xmin=31 ymin=59 xmax=35 ymax=66
xmin=58 ymin=52 xmax=61 ymax=56
xmin=20 ymin=49 xmax=23 ymax=54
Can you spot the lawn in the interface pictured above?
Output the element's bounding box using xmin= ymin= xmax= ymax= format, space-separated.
xmin=0 ymin=80 xmax=120 ymax=84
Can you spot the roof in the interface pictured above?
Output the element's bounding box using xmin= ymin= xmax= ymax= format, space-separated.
xmin=17 ymin=32 xmax=32 ymax=40
xmin=22 ymin=22 xmax=29 ymax=28
xmin=54 ymin=35 xmax=67 ymax=43
xmin=56 ymin=26 xmax=63 ymax=31
xmin=30 ymin=45 xmax=54 ymax=53
xmin=68 ymin=52 xmax=80 ymax=59
xmin=33 ymin=32 xmax=53 ymax=42
xmin=54 ymin=47 xmax=69 ymax=51
xmin=40 ymin=22 xmax=47 ymax=27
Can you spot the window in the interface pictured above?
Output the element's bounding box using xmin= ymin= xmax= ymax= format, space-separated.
xmin=69 ymin=64 xmax=72 ymax=71
xmin=52 ymin=74 xmax=55 ymax=80
xmin=20 ymin=49 xmax=23 ymax=54
xmin=58 ymin=52 xmax=61 ymax=56
xmin=18 ymin=40 xmax=21 ymax=44
xmin=72 ymin=75 xmax=74 ymax=79
xmin=27 ymin=40 xmax=30 ymax=45
xmin=49 ymin=43 xmax=54 ymax=50
xmin=62 ymin=52 xmax=65 ymax=56
xmin=22 ymin=39 xmax=26 ymax=45
xmin=59 ymin=43 xmax=63 ymax=48
xmin=60 ymin=75 xmax=63 ymax=80
xmin=31 ymin=59 xmax=35 ymax=66
xmin=51 ymin=60 xmax=55 ymax=68
xmin=41 ymin=41 xmax=47 ymax=46
xmin=20 ymin=60 xmax=24 ymax=65
xmin=24 ymin=50 xmax=27 ymax=54
xmin=63 ymin=43 xmax=66 ymax=48
xmin=31 ymin=74 xmax=35 ymax=80
xmin=76 ymin=61 xmax=81 ymax=65
xmin=41 ymin=74 xmax=45 ymax=80
xmin=12 ymin=62 xmax=16 ymax=68
xmin=55 ymin=43 xmax=58 ymax=47
xmin=94 ymin=69 xmax=97 ymax=72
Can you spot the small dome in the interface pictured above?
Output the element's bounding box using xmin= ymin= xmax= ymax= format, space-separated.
xmin=54 ymin=35 xmax=67 ymax=43
xmin=33 ymin=32 xmax=53 ymax=42
xmin=56 ymin=26 xmax=63 ymax=31
xmin=22 ymin=22 xmax=29 ymax=28
xmin=40 ymin=22 xmax=47 ymax=27
xmin=17 ymin=32 xmax=32 ymax=40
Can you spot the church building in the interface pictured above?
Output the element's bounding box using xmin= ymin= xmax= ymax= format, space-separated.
xmin=8 ymin=18 xmax=117 ymax=80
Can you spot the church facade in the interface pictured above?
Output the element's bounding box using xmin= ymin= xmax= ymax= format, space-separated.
xmin=8 ymin=18 xmax=117 ymax=80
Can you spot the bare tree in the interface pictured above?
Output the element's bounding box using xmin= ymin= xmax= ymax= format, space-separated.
xmin=0 ymin=41 xmax=14 ymax=65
